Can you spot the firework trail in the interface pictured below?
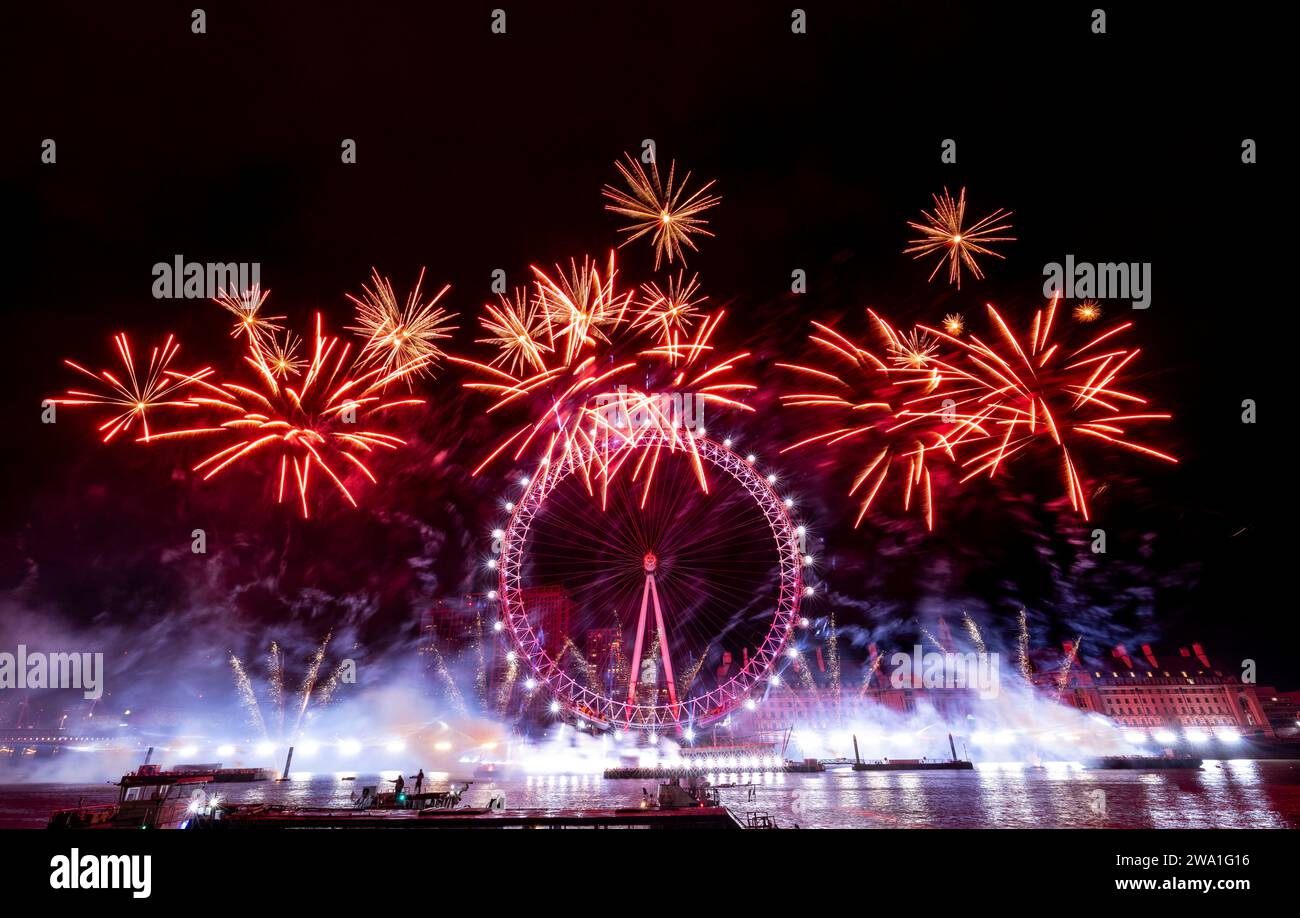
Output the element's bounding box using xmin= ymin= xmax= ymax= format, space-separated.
xmin=602 ymin=151 xmax=721 ymax=269
xmin=229 ymin=653 xmax=268 ymax=741
xmin=473 ymin=608 xmax=489 ymax=708
xmin=52 ymin=334 xmax=211 ymax=442
xmin=904 ymin=186 xmax=1014 ymax=288
xmin=1017 ymin=608 xmax=1032 ymax=679
xmin=910 ymin=296 xmax=1177 ymax=519
xmin=678 ymin=648 xmax=710 ymax=698
xmin=859 ymin=647 xmax=886 ymax=695
xmin=496 ymin=654 xmax=519 ymax=713
xmin=919 ymin=625 xmax=948 ymax=654
xmin=962 ymin=612 xmax=986 ymax=655
xmin=267 ymin=641 xmax=285 ymax=736
xmin=1056 ymin=636 xmax=1082 ymax=699
xmin=560 ymin=638 xmax=596 ymax=687
xmin=215 ymin=286 xmax=284 ymax=347
xmin=293 ymin=631 xmax=332 ymax=735
xmin=313 ymin=658 xmax=352 ymax=708
xmin=428 ymin=644 xmax=470 ymax=718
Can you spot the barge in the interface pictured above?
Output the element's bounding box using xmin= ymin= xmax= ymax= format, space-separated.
xmin=1088 ymin=755 xmax=1204 ymax=770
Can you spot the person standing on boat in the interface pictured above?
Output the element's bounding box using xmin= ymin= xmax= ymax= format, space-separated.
xmin=392 ymin=774 xmax=405 ymax=797
xmin=414 ymin=769 xmax=425 ymax=794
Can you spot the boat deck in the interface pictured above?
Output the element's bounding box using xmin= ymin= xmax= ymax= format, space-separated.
xmin=200 ymin=804 xmax=744 ymax=829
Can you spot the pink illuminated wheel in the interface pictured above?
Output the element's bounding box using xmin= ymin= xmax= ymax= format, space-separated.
xmin=498 ymin=431 xmax=802 ymax=730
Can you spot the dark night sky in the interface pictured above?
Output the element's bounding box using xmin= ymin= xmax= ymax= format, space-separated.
xmin=2 ymin=2 xmax=1289 ymax=702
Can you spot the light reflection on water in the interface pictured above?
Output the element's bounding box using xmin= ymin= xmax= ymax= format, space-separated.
xmin=2 ymin=760 xmax=1296 ymax=828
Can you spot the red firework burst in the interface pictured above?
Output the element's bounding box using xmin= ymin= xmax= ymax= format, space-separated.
xmin=52 ymin=333 xmax=212 ymax=442
xmin=777 ymin=311 xmax=989 ymax=529
xmin=454 ymin=251 xmax=754 ymax=504
xmin=52 ymin=273 xmax=447 ymax=517
xmin=909 ymin=295 xmax=1177 ymax=519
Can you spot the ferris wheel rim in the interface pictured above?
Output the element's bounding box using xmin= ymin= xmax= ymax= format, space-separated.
xmin=497 ymin=430 xmax=802 ymax=730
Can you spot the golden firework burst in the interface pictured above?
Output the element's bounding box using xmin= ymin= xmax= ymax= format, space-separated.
xmin=475 ymin=287 xmax=554 ymax=375
xmin=346 ymin=267 xmax=457 ymax=379
xmin=1073 ymin=299 xmax=1102 ymax=323
xmin=943 ymin=312 xmax=965 ymax=336
xmin=215 ymin=286 xmax=285 ymax=347
xmin=602 ymin=152 xmax=721 ymax=269
xmin=904 ymin=187 xmax=1015 ymax=288
xmin=634 ymin=270 xmax=707 ymax=357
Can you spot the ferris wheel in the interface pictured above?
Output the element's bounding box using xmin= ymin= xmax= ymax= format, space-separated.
xmin=498 ymin=431 xmax=803 ymax=730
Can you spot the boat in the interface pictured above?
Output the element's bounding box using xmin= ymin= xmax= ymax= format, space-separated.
xmin=187 ymin=776 xmax=760 ymax=829
xmin=48 ymin=764 xmax=217 ymax=829
xmin=1088 ymin=755 xmax=1204 ymax=770
xmin=174 ymin=763 xmax=275 ymax=783
xmin=849 ymin=732 xmax=974 ymax=771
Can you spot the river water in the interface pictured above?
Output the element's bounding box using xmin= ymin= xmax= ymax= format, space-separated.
xmin=3 ymin=759 xmax=1298 ymax=828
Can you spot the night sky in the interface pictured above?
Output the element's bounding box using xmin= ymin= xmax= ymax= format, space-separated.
xmin=2 ymin=1 xmax=1288 ymax=715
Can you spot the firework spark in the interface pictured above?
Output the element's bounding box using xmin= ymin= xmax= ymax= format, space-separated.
xmin=602 ymin=152 xmax=721 ymax=269
xmin=943 ymin=313 xmax=965 ymax=336
xmin=456 ymin=252 xmax=754 ymax=502
xmin=475 ymin=287 xmax=554 ymax=375
xmin=1073 ymin=300 xmax=1102 ymax=323
xmin=904 ymin=187 xmax=1015 ymax=288
xmin=142 ymin=312 xmax=429 ymax=517
xmin=346 ymin=268 xmax=457 ymax=380
xmin=911 ymin=295 xmax=1177 ymax=519
xmin=216 ymin=287 xmax=285 ymax=347
xmin=265 ymin=331 xmax=306 ymax=380
xmin=635 ymin=270 xmax=707 ymax=360
xmin=778 ymin=311 xmax=989 ymax=529
xmin=962 ymin=612 xmax=986 ymax=655
xmin=53 ymin=333 xmax=210 ymax=442
xmin=230 ymin=653 xmax=269 ymax=741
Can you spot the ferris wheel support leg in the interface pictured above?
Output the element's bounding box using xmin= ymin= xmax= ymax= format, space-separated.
xmin=626 ymin=574 xmax=652 ymax=711
xmin=648 ymin=574 xmax=680 ymax=718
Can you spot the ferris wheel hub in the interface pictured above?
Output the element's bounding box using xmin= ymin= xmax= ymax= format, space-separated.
xmin=643 ymin=551 xmax=658 ymax=573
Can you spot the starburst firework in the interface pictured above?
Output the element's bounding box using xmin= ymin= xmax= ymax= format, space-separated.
xmin=911 ymin=295 xmax=1177 ymax=519
xmin=602 ymin=152 xmax=721 ymax=269
xmin=634 ymin=270 xmax=707 ymax=360
xmin=53 ymin=333 xmax=210 ymax=442
xmin=904 ymin=187 xmax=1015 ymax=288
xmin=475 ymin=288 xmax=554 ymax=375
xmin=216 ymin=287 xmax=285 ymax=346
xmin=346 ymin=268 xmax=456 ymax=380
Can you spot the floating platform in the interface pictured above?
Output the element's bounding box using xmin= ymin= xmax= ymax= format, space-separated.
xmin=192 ymin=804 xmax=744 ymax=829
xmin=851 ymin=759 xmax=974 ymax=772
xmin=1087 ymin=755 xmax=1203 ymax=770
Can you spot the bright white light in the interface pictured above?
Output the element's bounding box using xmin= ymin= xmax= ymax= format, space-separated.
xmin=787 ymin=647 xmax=800 ymax=659
xmin=386 ymin=739 xmax=406 ymax=754
xmin=504 ymin=501 xmax=514 ymax=512
xmin=993 ymin=730 xmax=1015 ymax=746
xmin=795 ymin=525 xmax=806 ymax=537
xmin=486 ymin=559 xmax=497 ymax=570
xmin=1185 ymin=729 xmax=1208 ymax=744
xmin=338 ymin=738 xmax=362 ymax=756
xmin=492 ymin=529 xmax=504 ymax=540
xmin=1216 ymin=727 xmax=1241 ymax=743
xmin=803 ymin=586 xmax=814 ymax=596
xmin=746 ymin=454 xmax=756 ymax=463
xmin=487 ymin=590 xmax=498 ymax=600
xmin=519 ymin=476 xmax=530 ymax=486
xmin=255 ymin=742 xmax=275 ymax=757
xmin=493 ymin=621 xmax=504 ymax=632
xmin=769 ymin=675 xmax=781 ymax=686
xmin=176 ymin=745 xmax=198 ymax=758
xmin=744 ymin=698 xmax=757 ymax=710
xmin=434 ymin=741 xmax=452 ymax=751
xmin=784 ymin=498 xmax=794 ymax=508
xmin=299 ymin=740 xmax=320 ymax=756
xmin=766 ymin=473 xmax=777 ymax=484
xmin=683 ymin=728 xmax=696 ymax=742
xmin=723 ymin=438 xmax=733 ymax=448
xmin=1153 ymin=730 xmax=1177 ymax=744
xmin=549 ymin=700 xmax=561 ymax=714
xmin=802 ymin=555 xmax=814 ymax=565
xmin=216 ymin=744 xmax=235 ymax=757
xmin=971 ymin=731 xmax=992 ymax=745
xmin=799 ymin=617 xmax=809 ymax=627
xmin=1123 ymin=730 xmax=1146 ymax=745
xmin=524 ymin=678 xmax=537 ymax=691
xmin=505 ymin=651 xmax=517 ymax=663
